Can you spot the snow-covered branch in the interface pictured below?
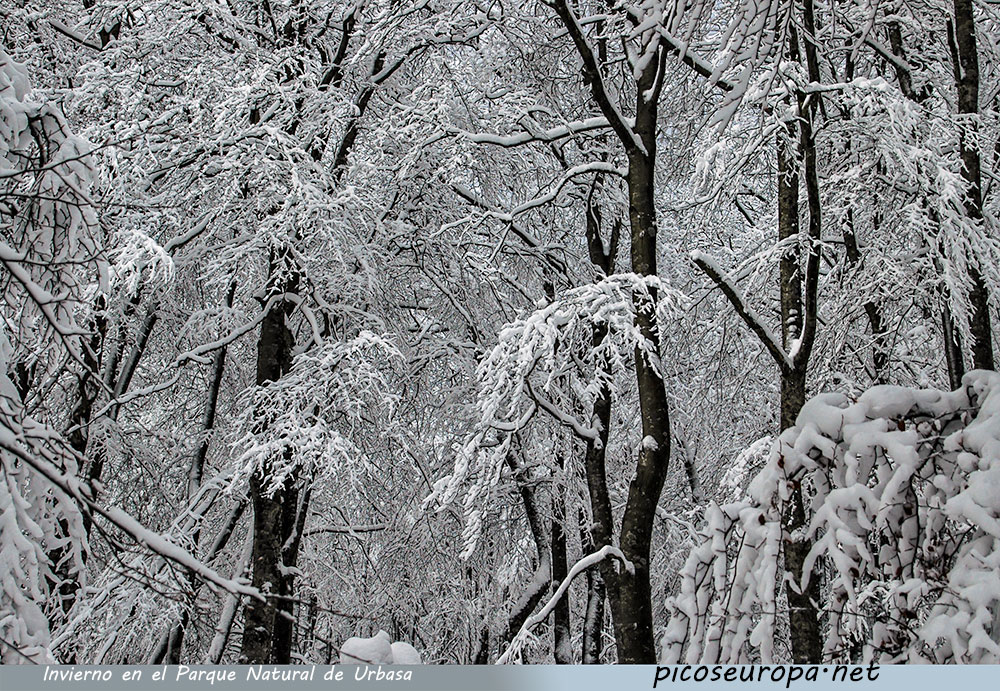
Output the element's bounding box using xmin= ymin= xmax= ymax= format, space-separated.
xmin=458 ymin=117 xmax=611 ymax=148
xmin=497 ymin=545 xmax=634 ymax=664
xmin=663 ymin=372 xmax=1000 ymax=664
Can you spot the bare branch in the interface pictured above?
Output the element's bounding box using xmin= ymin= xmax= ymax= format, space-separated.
xmin=691 ymin=250 xmax=793 ymax=370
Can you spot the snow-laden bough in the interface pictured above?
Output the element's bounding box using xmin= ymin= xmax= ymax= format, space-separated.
xmin=662 ymin=371 xmax=1000 ymax=664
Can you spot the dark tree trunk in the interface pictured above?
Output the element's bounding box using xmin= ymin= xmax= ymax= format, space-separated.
xmin=843 ymin=216 xmax=889 ymax=383
xmin=779 ymin=366 xmax=823 ymax=664
xmin=695 ymin=47 xmax=826 ymax=663
xmin=777 ymin=133 xmax=824 ymax=663
xmin=674 ymin=435 xmax=704 ymax=504
xmin=579 ymin=510 xmax=606 ymax=664
xmin=607 ymin=93 xmax=673 ymax=665
xmin=552 ymin=0 xmax=673 ymax=661
xmin=273 ymin=482 xmax=311 ymax=662
xmin=473 ymin=626 xmax=490 ymax=664
xmin=943 ymin=307 xmax=967 ymax=390
xmin=55 ymin=296 xmax=159 ymax=622
xmin=551 ymin=469 xmax=571 ymax=663
xmin=581 ymin=197 xmax=615 ymax=665
xmin=842 ymin=45 xmax=889 ymax=383
xmin=503 ymin=452 xmax=552 ymax=647
xmin=240 ymin=279 xmax=299 ymax=664
xmin=951 ymin=0 xmax=995 ymax=371
xmin=50 ymin=301 xmax=105 ymax=621
xmin=776 ymin=16 xmax=825 ymax=664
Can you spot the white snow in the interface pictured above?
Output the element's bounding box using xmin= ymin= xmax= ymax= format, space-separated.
xmin=340 ymin=631 xmax=394 ymax=664
xmin=339 ymin=631 xmax=423 ymax=665
xmin=389 ymin=641 xmax=422 ymax=665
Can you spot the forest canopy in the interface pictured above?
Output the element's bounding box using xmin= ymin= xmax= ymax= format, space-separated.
xmin=1 ymin=0 xmax=998 ymax=666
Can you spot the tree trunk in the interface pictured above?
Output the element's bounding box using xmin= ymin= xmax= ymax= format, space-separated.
xmin=579 ymin=510 xmax=605 ymax=664
xmin=581 ymin=198 xmax=615 ymax=665
xmin=609 ymin=136 xmax=672 ymax=666
xmin=943 ymin=307 xmax=967 ymax=389
xmin=951 ymin=0 xmax=995 ymax=371
xmin=240 ymin=280 xmax=299 ymax=664
xmin=503 ymin=452 xmax=552 ymax=647
xmin=552 ymin=0 xmax=672 ymax=662
xmin=273 ymin=481 xmax=311 ymax=662
xmin=551 ymin=466 xmax=571 ymax=663
xmin=779 ymin=365 xmax=823 ymax=664
xmin=207 ymin=535 xmax=254 ymax=664
xmin=775 ymin=15 xmax=825 ymax=662
xmin=886 ymin=10 xmax=989 ymax=381
xmin=843 ymin=209 xmax=889 ymax=383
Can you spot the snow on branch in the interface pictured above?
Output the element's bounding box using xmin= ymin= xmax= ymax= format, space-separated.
xmin=497 ymin=545 xmax=634 ymax=664
xmin=548 ymin=0 xmax=647 ymax=154
xmin=649 ymin=26 xmax=735 ymax=93
xmin=0 ymin=330 xmax=86 ymax=663
xmin=458 ymin=117 xmax=611 ymax=148
xmin=662 ymin=371 xmax=1000 ymax=664
xmin=0 ymin=321 xmax=259 ymax=663
xmin=231 ymin=331 xmax=404 ymax=495
xmin=491 ymin=162 xmax=627 ymax=223
xmin=429 ymin=274 xmax=686 ymax=558
xmin=1 ymin=46 xmax=108 ymax=382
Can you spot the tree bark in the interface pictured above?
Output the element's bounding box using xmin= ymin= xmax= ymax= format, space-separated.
xmin=551 ymin=461 xmax=571 ymax=663
xmin=778 ymin=16 xmax=825 ymax=663
xmin=579 ymin=510 xmax=605 ymax=664
xmin=951 ymin=0 xmax=995 ymax=371
xmin=551 ymin=0 xmax=673 ymax=661
xmin=943 ymin=307 xmax=967 ymax=389
xmin=581 ymin=195 xmax=614 ymax=665
xmin=240 ymin=263 xmax=299 ymax=664
xmin=843 ymin=214 xmax=889 ymax=383
xmin=503 ymin=452 xmax=552 ymax=647
xmin=612 ymin=149 xmax=672 ymax=664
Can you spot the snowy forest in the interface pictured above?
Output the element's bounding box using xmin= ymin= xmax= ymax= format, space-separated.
xmin=2 ymin=0 xmax=1000 ymax=668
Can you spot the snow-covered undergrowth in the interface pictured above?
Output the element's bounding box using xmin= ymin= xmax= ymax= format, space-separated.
xmin=662 ymin=371 xmax=1000 ymax=664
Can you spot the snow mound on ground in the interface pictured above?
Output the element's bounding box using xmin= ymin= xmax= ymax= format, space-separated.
xmin=339 ymin=630 xmax=422 ymax=664
xmin=390 ymin=641 xmax=422 ymax=664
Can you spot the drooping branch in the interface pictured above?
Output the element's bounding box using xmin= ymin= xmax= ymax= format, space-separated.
xmin=497 ymin=545 xmax=634 ymax=664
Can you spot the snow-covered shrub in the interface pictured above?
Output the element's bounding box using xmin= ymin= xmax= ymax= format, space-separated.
xmin=662 ymin=371 xmax=1000 ymax=664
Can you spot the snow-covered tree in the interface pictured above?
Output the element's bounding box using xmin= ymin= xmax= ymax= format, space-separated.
xmin=663 ymin=371 xmax=1000 ymax=663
